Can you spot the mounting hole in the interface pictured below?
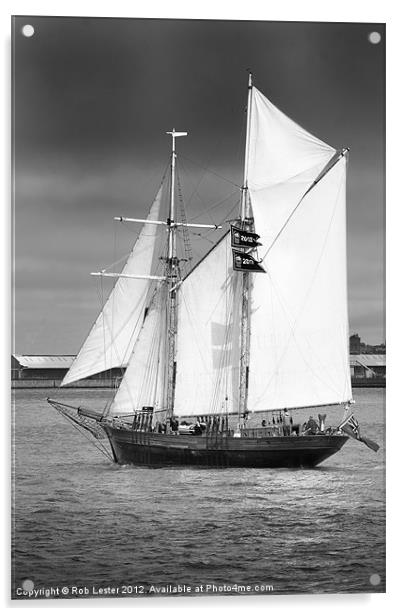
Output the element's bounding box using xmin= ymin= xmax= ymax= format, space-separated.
xmin=368 ymin=31 xmax=381 ymax=44
xmin=21 ymin=578 xmax=34 ymax=591
xmin=22 ymin=24 xmax=35 ymax=38
xmin=369 ymin=573 xmax=381 ymax=586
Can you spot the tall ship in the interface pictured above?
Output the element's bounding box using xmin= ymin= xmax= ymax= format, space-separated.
xmin=48 ymin=74 xmax=378 ymax=467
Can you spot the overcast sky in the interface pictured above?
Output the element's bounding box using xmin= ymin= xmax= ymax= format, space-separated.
xmin=12 ymin=17 xmax=385 ymax=353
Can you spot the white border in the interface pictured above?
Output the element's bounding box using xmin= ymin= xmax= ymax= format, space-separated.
xmin=2 ymin=2 xmax=397 ymax=614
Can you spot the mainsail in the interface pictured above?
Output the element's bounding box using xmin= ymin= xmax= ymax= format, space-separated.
xmin=174 ymin=234 xmax=241 ymax=417
xmin=61 ymin=186 xmax=164 ymax=386
xmin=247 ymin=88 xmax=352 ymax=410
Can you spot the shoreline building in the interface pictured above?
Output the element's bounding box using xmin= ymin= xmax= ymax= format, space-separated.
xmin=349 ymin=333 xmax=386 ymax=355
xmin=11 ymin=355 xmax=125 ymax=387
xmin=11 ymin=351 xmax=385 ymax=389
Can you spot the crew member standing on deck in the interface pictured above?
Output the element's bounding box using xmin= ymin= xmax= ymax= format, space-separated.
xmin=304 ymin=416 xmax=319 ymax=435
xmin=283 ymin=409 xmax=291 ymax=436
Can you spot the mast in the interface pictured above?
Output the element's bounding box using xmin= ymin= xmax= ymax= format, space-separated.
xmin=166 ymin=129 xmax=187 ymax=416
xmin=238 ymin=72 xmax=253 ymax=425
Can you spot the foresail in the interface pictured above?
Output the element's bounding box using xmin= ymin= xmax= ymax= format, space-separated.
xmin=107 ymin=283 xmax=168 ymax=416
xmin=247 ymin=87 xmax=351 ymax=410
xmin=61 ymin=187 xmax=164 ymax=385
xmin=174 ymin=234 xmax=241 ymax=417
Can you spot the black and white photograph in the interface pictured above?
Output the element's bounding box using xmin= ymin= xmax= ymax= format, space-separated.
xmin=11 ymin=14 xmax=385 ymax=601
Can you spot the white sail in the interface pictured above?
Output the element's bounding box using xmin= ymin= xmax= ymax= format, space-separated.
xmin=108 ymin=283 xmax=168 ymax=416
xmin=247 ymin=88 xmax=352 ymax=411
xmin=61 ymin=187 xmax=164 ymax=386
xmin=247 ymin=88 xmax=336 ymax=187
xmin=174 ymin=234 xmax=241 ymax=417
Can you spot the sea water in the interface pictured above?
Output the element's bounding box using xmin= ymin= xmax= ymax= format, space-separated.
xmin=11 ymin=387 xmax=385 ymax=598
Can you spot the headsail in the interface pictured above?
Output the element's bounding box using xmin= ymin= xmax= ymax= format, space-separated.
xmin=107 ymin=282 xmax=168 ymax=416
xmin=61 ymin=186 xmax=164 ymax=386
xmin=247 ymin=87 xmax=352 ymax=411
xmin=174 ymin=234 xmax=241 ymax=417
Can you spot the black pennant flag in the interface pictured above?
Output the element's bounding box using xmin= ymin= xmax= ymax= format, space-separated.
xmin=231 ymin=225 xmax=261 ymax=248
xmin=232 ymin=250 xmax=266 ymax=273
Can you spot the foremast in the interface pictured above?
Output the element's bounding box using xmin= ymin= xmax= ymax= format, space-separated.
xmin=166 ymin=129 xmax=187 ymax=417
xmin=238 ymin=72 xmax=254 ymax=425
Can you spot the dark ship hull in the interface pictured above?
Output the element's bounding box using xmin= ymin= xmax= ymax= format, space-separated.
xmin=103 ymin=425 xmax=349 ymax=468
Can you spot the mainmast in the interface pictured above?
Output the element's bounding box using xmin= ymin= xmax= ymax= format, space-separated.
xmin=166 ymin=129 xmax=187 ymax=416
xmin=238 ymin=73 xmax=253 ymax=424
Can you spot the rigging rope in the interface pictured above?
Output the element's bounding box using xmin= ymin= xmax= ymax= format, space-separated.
xmin=176 ymin=166 xmax=193 ymax=271
xmin=187 ymin=190 xmax=239 ymax=223
xmin=180 ymin=154 xmax=241 ymax=189
xmin=260 ymin=156 xmax=345 ymax=263
xmin=49 ymin=401 xmax=114 ymax=462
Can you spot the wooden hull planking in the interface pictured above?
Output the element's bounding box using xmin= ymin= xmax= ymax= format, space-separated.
xmin=103 ymin=426 xmax=349 ymax=468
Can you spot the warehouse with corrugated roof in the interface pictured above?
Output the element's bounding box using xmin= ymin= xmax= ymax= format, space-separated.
xmin=349 ymin=354 xmax=386 ymax=378
xmin=11 ymin=355 xmax=125 ymax=381
xmin=11 ymin=354 xmax=386 ymax=385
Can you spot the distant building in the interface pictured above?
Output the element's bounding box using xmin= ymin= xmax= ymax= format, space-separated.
xmin=349 ymin=334 xmax=361 ymax=354
xmin=349 ymin=354 xmax=386 ymax=379
xmin=12 ymin=351 xmax=385 ymax=391
xmin=360 ymin=342 xmax=386 ymax=355
xmin=349 ymin=334 xmax=386 ymax=355
xmin=11 ymin=355 xmax=125 ymax=382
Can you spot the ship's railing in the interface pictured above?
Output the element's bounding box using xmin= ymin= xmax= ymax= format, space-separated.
xmin=240 ymin=427 xmax=284 ymax=438
xmin=110 ymin=413 xmax=153 ymax=431
xmin=240 ymin=425 xmax=304 ymax=438
xmin=108 ymin=419 xmax=305 ymax=439
xmin=110 ymin=417 xmax=135 ymax=429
